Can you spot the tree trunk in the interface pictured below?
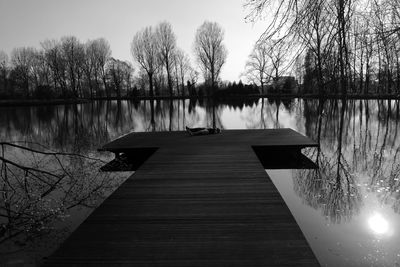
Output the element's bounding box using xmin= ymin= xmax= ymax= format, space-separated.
xmin=181 ymin=75 xmax=185 ymax=97
xmin=148 ymin=72 xmax=154 ymax=97
xmin=103 ymin=76 xmax=109 ymax=98
xmin=166 ymin=61 xmax=173 ymax=97
xmin=397 ymin=57 xmax=400 ymax=93
xmin=211 ymin=65 xmax=215 ymax=97
xmin=338 ymin=0 xmax=348 ymax=95
xmin=150 ymin=100 xmax=155 ymax=131
xmin=261 ymin=82 xmax=264 ymax=95
xmin=359 ymin=45 xmax=364 ymax=94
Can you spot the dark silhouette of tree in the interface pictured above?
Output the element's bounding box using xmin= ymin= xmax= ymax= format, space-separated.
xmin=41 ymin=39 xmax=68 ymax=97
xmin=156 ymin=22 xmax=177 ymax=97
xmin=268 ymin=39 xmax=287 ymax=81
xmin=244 ymin=42 xmax=272 ymax=94
xmin=188 ymin=67 xmax=199 ymax=96
xmin=174 ymin=48 xmax=191 ymax=97
xmin=131 ymin=27 xmax=160 ymax=97
xmin=244 ymin=0 xmax=400 ymax=95
xmin=94 ymin=38 xmax=112 ymax=98
xmin=107 ymin=58 xmax=134 ymax=98
xmin=0 ymin=51 xmax=9 ymax=97
xmin=298 ymin=0 xmax=336 ymax=94
xmin=10 ymin=47 xmax=37 ymax=97
xmin=194 ymin=21 xmax=227 ymax=94
xmin=83 ymin=40 xmax=97 ymax=98
xmin=39 ymin=37 xmax=111 ymax=99
xmin=60 ymin=36 xmax=85 ymax=98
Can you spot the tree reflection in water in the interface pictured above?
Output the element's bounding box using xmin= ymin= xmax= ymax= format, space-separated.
xmin=0 ymin=98 xmax=399 ymax=264
xmin=294 ymin=98 xmax=400 ymax=224
xmin=0 ymin=141 xmax=129 ymax=262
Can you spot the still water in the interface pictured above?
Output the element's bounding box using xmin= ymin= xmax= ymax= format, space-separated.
xmin=0 ymin=98 xmax=399 ymax=266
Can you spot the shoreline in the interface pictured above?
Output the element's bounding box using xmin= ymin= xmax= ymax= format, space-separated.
xmin=1 ymin=94 xmax=399 ymax=107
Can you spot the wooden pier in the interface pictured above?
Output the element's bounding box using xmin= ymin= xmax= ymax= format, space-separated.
xmin=44 ymin=129 xmax=320 ymax=266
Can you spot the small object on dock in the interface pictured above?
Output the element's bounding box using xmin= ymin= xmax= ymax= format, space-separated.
xmin=186 ymin=126 xmax=221 ymax=136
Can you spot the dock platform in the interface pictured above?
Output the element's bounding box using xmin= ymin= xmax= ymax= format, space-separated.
xmin=44 ymin=129 xmax=320 ymax=266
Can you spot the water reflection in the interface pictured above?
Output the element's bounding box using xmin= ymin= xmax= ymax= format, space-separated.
xmin=0 ymin=98 xmax=400 ymax=266
xmin=368 ymin=213 xmax=390 ymax=235
xmin=0 ymin=141 xmax=130 ymax=265
xmin=288 ymin=98 xmax=400 ymax=266
xmin=296 ymin=99 xmax=400 ymax=222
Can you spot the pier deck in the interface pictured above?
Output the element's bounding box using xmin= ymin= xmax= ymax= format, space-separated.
xmin=44 ymin=129 xmax=320 ymax=266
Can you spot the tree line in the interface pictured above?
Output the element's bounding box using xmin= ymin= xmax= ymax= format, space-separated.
xmin=5 ymin=0 xmax=399 ymax=101
xmin=244 ymin=0 xmax=400 ymax=96
xmin=131 ymin=21 xmax=227 ymax=98
xmin=0 ymin=37 xmax=130 ymax=99
xmin=0 ymin=21 xmax=229 ymax=100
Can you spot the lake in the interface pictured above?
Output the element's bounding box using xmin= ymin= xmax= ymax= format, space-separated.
xmin=0 ymin=98 xmax=399 ymax=266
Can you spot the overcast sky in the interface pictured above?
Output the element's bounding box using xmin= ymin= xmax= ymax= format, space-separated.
xmin=0 ymin=0 xmax=266 ymax=81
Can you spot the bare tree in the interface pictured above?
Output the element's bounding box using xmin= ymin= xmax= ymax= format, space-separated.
xmin=41 ymin=39 xmax=68 ymax=96
xmin=298 ymin=0 xmax=336 ymax=94
xmin=194 ymin=21 xmax=227 ymax=94
xmin=83 ymin=40 xmax=97 ymax=98
xmin=268 ymin=39 xmax=288 ymax=80
xmin=174 ymin=48 xmax=191 ymax=96
xmin=81 ymin=38 xmax=111 ymax=98
xmin=188 ymin=67 xmax=199 ymax=86
xmin=123 ymin=61 xmax=134 ymax=96
xmin=187 ymin=67 xmax=199 ymax=96
xmin=107 ymin=58 xmax=134 ymax=98
xmin=244 ymin=42 xmax=272 ymax=94
xmin=10 ymin=47 xmax=37 ymax=97
xmin=29 ymin=49 xmax=53 ymax=96
xmin=93 ymin=38 xmax=111 ymax=97
xmin=244 ymin=0 xmax=400 ymax=95
xmin=244 ymin=0 xmax=353 ymax=94
xmin=335 ymin=0 xmax=353 ymax=94
xmin=156 ymin=22 xmax=177 ymax=97
xmin=60 ymin=36 xmax=85 ymax=97
xmin=0 ymin=51 xmax=8 ymax=96
xmin=107 ymin=58 xmax=124 ymax=98
xmin=131 ymin=26 xmax=160 ymax=97
xmin=4 ymin=35 xmax=121 ymax=99
xmin=0 ymin=51 xmax=7 ymax=69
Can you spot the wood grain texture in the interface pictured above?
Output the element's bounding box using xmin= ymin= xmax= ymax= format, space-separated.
xmin=44 ymin=129 xmax=320 ymax=266
xmin=100 ymin=128 xmax=319 ymax=152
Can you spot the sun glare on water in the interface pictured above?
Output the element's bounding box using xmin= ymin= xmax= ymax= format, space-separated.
xmin=368 ymin=213 xmax=389 ymax=235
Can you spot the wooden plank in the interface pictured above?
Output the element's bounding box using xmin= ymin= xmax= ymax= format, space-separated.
xmin=100 ymin=128 xmax=319 ymax=152
xmin=44 ymin=129 xmax=320 ymax=266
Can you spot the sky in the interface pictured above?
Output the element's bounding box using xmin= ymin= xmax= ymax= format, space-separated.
xmin=0 ymin=0 xmax=267 ymax=81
